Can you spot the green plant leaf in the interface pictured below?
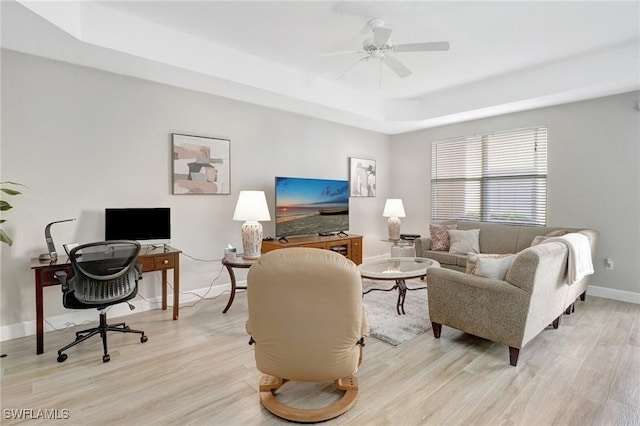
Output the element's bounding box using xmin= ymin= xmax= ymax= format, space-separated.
xmin=1 ymin=188 xmax=21 ymax=196
xmin=0 ymin=229 xmax=13 ymax=246
xmin=1 ymin=181 xmax=25 ymax=246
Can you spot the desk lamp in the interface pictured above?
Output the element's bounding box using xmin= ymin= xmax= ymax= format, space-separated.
xmin=233 ymin=191 xmax=271 ymax=259
xmin=39 ymin=218 xmax=76 ymax=261
xmin=383 ymin=199 xmax=405 ymax=241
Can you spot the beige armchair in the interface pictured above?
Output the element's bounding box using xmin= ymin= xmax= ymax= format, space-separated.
xmin=427 ymin=242 xmax=571 ymax=366
xmin=246 ymin=247 xmax=369 ymax=422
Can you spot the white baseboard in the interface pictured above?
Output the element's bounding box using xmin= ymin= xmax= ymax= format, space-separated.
xmin=587 ymin=284 xmax=640 ymax=305
xmin=2 ymin=279 xmax=636 ymax=343
xmin=0 ymin=282 xmax=239 ymax=343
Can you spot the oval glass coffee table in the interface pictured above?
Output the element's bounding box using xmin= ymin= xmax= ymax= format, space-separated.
xmin=358 ymin=257 xmax=440 ymax=315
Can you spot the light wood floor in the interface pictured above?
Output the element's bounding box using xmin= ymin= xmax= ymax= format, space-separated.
xmin=1 ymin=290 xmax=639 ymax=425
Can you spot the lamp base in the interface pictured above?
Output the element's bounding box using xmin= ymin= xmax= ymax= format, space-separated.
xmin=241 ymin=221 xmax=263 ymax=259
xmin=242 ymin=254 xmax=261 ymax=260
xmin=387 ymin=217 xmax=401 ymax=241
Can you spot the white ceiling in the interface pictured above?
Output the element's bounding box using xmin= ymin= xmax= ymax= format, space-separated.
xmin=2 ymin=1 xmax=639 ymax=134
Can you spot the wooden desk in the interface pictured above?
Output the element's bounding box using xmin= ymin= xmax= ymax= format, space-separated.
xmin=30 ymin=245 xmax=181 ymax=355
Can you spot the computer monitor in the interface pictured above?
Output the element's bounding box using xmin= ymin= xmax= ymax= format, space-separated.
xmin=104 ymin=208 xmax=171 ymax=245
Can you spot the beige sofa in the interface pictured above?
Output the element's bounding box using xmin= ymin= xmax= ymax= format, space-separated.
xmin=421 ymin=221 xmax=599 ymax=366
xmin=415 ymin=221 xmax=599 ymax=312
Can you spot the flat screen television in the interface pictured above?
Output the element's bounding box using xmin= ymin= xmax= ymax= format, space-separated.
xmin=275 ymin=177 xmax=349 ymax=238
xmin=105 ymin=208 xmax=171 ymax=245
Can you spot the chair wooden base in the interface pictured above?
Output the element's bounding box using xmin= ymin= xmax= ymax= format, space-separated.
xmin=259 ymin=374 xmax=359 ymax=423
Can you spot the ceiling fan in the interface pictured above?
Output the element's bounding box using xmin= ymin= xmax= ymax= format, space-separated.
xmin=333 ymin=18 xmax=450 ymax=82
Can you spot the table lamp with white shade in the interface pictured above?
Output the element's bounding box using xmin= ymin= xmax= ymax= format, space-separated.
xmin=383 ymin=199 xmax=405 ymax=241
xmin=233 ymin=190 xmax=271 ymax=259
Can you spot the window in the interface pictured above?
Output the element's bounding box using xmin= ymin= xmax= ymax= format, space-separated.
xmin=431 ymin=127 xmax=547 ymax=226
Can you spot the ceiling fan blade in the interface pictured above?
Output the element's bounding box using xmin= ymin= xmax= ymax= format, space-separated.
xmin=319 ymin=50 xmax=363 ymax=57
xmin=383 ymin=56 xmax=411 ymax=78
xmin=373 ymin=26 xmax=392 ymax=46
xmin=337 ymin=56 xmax=370 ymax=80
xmin=395 ymin=41 xmax=450 ymax=52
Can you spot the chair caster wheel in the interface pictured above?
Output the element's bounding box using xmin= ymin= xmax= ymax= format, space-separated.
xmin=57 ymin=353 xmax=68 ymax=363
xmin=141 ymin=335 xmax=148 ymax=343
xmin=103 ymin=354 xmax=110 ymax=363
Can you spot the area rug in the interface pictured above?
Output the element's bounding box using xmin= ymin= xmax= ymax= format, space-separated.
xmin=362 ymin=279 xmax=431 ymax=346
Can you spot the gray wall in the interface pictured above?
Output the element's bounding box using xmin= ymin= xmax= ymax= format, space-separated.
xmin=0 ymin=50 xmax=392 ymax=337
xmin=2 ymin=49 xmax=638 ymax=340
xmin=391 ymin=91 xmax=640 ymax=299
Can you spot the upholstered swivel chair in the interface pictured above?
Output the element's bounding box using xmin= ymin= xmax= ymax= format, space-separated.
xmin=55 ymin=240 xmax=148 ymax=363
xmin=246 ymin=248 xmax=369 ymax=423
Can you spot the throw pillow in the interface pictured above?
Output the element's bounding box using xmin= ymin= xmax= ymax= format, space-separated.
xmin=546 ymin=229 xmax=571 ymax=237
xmin=532 ymin=230 xmax=573 ymax=246
xmin=448 ymin=229 xmax=480 ymax=254
xmin=466 ymin=253 xmax=515 ymax=275
xmin=530 ymin=235 xmax=547 ymax=246
xmin=474 ymin=255 xmax=515 ymax=280
xmin=465 ymin=252 xmax=480 ymax=274
xmin=429 ymin=224 xmax=458 ymax=251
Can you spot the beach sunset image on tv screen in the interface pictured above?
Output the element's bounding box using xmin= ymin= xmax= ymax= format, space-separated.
xmin=275 ymin=177 xmax=349 ymax=238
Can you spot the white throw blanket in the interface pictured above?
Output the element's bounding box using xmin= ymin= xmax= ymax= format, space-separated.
xmin=543 ymin=233 xmax=594 ymax=284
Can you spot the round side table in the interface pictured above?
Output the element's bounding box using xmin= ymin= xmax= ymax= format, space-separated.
xmin=221 ymin=256 xmax=258 ymax=313
xmin=381 ymin=239 xmax=416 ymax=257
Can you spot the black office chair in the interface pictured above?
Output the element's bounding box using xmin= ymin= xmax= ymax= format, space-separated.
xmin=55 ymin=240 xmax=148 ymax=363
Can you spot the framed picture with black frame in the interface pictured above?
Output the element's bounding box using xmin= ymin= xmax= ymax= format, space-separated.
xmin=172 ymin=133 xmax=230 ymax=195
xmin=349 ymin=157 xmax=376 ymax=197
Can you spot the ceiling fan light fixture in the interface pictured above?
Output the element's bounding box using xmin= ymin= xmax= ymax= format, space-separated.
xmin=333 ymin=17 xmax=450 ymax=83
xmin=370 ymin=49 xmax=385 ymax=60
xmin=368 ymin=17 xmax=385 ymax=29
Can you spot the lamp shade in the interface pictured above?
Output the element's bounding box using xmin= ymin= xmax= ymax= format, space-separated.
xmin=233 ymin=191 xmax=271 ymax=222
xmin=382 ymin=199 xmax=406 ymax=218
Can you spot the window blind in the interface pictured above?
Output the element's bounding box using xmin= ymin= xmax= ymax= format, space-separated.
xmin=431 ymin=127 xmax=547 ymax=226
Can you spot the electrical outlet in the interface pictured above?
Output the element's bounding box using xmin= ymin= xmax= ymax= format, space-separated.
xmin=604 ymin=258 xmax=614 ymax=271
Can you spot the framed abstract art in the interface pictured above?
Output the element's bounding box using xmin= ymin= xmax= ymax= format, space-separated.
xmin=172 ymin=133 xmax=230 ymax=195
xmin=349 ymin=157 xmax=376 ymax=197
